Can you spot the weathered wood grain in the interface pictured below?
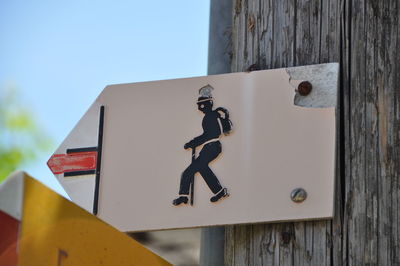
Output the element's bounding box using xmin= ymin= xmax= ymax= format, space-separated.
xmin=224 ymin=0 xmax=400 ymax=265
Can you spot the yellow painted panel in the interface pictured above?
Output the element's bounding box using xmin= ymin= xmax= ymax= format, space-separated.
xmin=18 ymin=174 xmax=171 ymax=266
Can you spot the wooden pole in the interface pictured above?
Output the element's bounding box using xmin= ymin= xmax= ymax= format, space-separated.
xmin=222 ymin=0 xmax=400 ymax=265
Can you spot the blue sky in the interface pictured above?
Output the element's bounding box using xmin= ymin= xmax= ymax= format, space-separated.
xmin=0 ymin=1 xmax=210 ymax=196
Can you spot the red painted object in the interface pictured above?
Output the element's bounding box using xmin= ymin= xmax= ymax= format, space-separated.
xmin=0 ymin=211 xmax=19 ymax=266
xmin=47 ymin=151 xmax=97 ymax=175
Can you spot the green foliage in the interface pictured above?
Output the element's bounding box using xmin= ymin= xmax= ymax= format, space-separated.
xmin=0 ymin=86 xmax=53 ymax=182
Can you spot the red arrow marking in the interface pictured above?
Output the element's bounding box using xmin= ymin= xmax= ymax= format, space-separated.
xmin=47 ymin=151 xmax=97 ymax=175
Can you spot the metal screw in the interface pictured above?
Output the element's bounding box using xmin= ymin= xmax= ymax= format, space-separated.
xmin=291 ymin=188 xmax=307 ymax=203
xmin=297 ymin=81 xmax=312 ymax=96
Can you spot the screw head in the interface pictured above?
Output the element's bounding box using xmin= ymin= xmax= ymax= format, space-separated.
xmin=297 ymin=81 xmax=312 ymax=96
xmin=291 ymin=188 xmax=307 ymax=203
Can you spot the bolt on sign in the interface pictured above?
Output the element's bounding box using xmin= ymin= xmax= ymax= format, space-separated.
xmin=0 ymin=172 xmax=171 ymax=266
xmin=48 ymin=63 xmax=339 ymax=232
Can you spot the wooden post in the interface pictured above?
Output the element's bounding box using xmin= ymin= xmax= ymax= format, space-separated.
xmin=221 ymin=0 xmax=400 ymax=265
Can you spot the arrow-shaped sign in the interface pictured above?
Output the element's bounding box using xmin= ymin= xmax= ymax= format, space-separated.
xmin=49 ymin=63 xmax=339 ymax=232
xmin=0 ymin=172 xmax=172 ymax=265
xmin=48 ymin=106 xmax=105 ymax=214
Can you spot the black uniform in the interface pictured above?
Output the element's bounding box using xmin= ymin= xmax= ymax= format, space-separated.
xmin=179 ymin=110 xmax=223 ymax=195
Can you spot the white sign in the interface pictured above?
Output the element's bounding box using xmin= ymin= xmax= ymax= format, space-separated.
xmin=48 ymin=63 xmax=338 ymax=232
